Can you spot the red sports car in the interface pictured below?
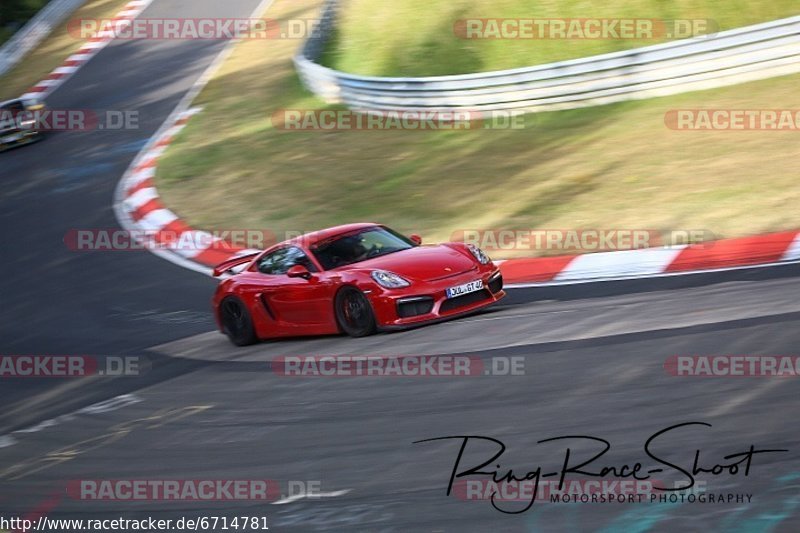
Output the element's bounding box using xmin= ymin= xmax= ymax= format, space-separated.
xmin=211 ymin=223 xmax=505 ymax=345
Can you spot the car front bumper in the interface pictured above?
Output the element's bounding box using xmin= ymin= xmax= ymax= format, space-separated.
xmin=370 ymin=266 xmax=505 ymax=329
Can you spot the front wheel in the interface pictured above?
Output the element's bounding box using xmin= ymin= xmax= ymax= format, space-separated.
xmin=335 ymin=287 xmax=377 ymax=337
xmin=220 ymin=296 xmax=257 ymax=346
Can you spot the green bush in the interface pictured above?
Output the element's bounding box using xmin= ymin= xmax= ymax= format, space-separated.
xmin=0 ymin=0 xmax=50 ymax=44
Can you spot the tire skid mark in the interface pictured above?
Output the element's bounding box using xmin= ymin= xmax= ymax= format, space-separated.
xmin=0 ymin=394 xmax=142 ymax=449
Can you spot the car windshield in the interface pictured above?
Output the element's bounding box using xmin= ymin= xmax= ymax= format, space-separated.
xmin=312 ymin=227 xmax=414 ymax=270
xmin=0 ymin=101 xmax=25 ymax=131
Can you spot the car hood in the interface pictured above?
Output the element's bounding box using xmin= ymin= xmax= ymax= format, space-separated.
xmin=348 ymin=244 xmax=477 ymax=281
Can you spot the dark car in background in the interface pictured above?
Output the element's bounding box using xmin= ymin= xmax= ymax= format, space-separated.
xmin=0 ymin=97 xmax=45 ymax=151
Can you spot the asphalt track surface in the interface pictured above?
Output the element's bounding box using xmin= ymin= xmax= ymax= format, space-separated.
xmin=1 ymin=0 xmax=800 ymax=530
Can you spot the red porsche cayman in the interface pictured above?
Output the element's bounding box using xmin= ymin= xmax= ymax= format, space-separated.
xmin=212 ymin=223 xmax=505 ymax=345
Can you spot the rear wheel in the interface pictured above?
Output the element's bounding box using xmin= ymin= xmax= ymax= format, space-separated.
xmin=220 ymin=297 xmax=257 ymax=346
xmin=335 ymin=287 xmax=377 ymax=337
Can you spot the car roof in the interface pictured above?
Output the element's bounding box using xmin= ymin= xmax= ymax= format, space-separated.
xmin=285 ymin=222 xmax=380 ymax=248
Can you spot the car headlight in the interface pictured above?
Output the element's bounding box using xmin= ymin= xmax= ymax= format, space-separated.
xmin=467 ymin=244 xmax=491 ymax=264
xmin=371 ymin=270 xmax=410 ymax=288
xmin=23 ymin=97 xmax=44 ymax=111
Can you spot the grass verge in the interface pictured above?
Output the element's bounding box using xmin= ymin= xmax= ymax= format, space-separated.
xmin=321 ymin=0 xmax=800 ymax=76
xmin=155 ymin=0 xmax=800 ymax=259
xmin=0 ymin=0 xmax=132 ymax=101
xmin=0 ymin=0 xmax=49 ymax=46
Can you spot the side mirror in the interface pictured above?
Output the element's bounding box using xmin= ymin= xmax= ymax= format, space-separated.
xmin=409 ymin=234 xmax=422 ymax=246
xmin=287 ymin=264 xmax=312 ymax=280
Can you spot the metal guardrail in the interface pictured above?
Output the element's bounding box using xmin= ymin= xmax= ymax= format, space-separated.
xmin=0 ymin=0 xmax=87 ymax=77
xmin=294 ymin=3 xmax=800 ymax=113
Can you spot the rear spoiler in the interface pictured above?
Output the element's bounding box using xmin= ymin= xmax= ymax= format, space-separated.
xmin=212 ymin=251 xmax=261 ymax=277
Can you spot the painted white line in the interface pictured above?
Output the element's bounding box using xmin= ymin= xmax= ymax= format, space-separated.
xmin=77 ymin=394 xmax=142 ymax=415
xmin=161 ymin=124 xmax=188 ymax=140
xmin=13 ymin=419 xmax=58 ymax=434
xmin=271 ymin=489 xmax=351 ymax=505
xmin=0 ymin=394 xmax=143 ymax=449
xmin=185 ymin=106 xmax=204 ymax=116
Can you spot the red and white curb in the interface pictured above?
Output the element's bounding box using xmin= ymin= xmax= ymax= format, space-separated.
xmin=115 ymin=108 xmax=800 ymax=285
xmin=499 ymin=231 xmax=800 ymax=286
xmin=113 ymin=0 xmax=277 ymax=276
xmin=21 ymin=0 xmax=153 ymax=101
xmin=116 ymin=107 xmax=259 ymax=274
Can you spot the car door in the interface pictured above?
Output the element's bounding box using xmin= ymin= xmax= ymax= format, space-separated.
xmin=256 ymin=246 xmax=337 ymax=328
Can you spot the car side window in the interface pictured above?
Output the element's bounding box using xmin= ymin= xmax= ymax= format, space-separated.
xmin=257 ymin=246 xmax=317 ymax=275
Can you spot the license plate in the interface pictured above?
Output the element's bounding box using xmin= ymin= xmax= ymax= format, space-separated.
xmin=446 ymin=279 xmax=484 ymax=298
